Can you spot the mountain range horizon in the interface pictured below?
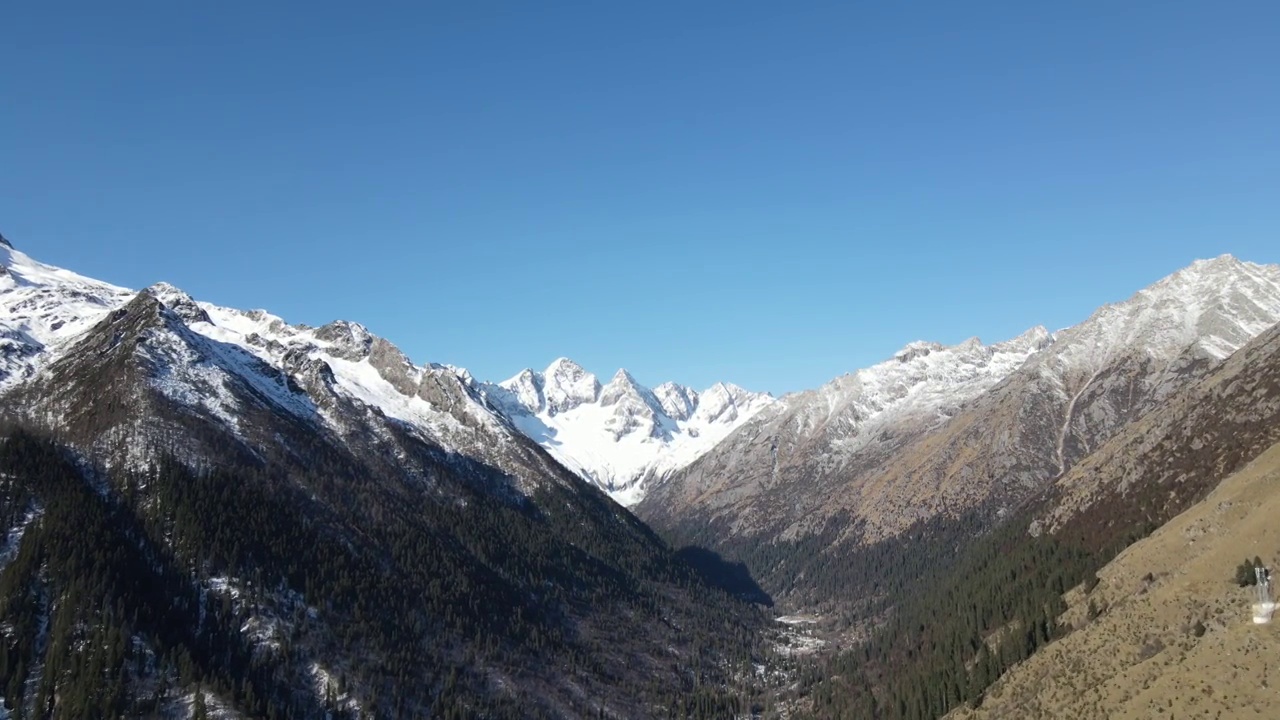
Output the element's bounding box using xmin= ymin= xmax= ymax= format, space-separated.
xmin=5 ymin=227 xmax=1280 ymax=718
xmin=4 ymin=233 xmax=1276 ymax=509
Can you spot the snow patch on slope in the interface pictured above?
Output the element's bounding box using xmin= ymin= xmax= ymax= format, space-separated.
xmin=0 ymin=243 xmax=132 ymax=387
xmin=0 ymin=504 xmax=42 ymax=573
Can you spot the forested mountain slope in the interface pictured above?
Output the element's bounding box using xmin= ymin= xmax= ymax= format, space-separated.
xmin=0 ymin=239 xmax=767 ymax=719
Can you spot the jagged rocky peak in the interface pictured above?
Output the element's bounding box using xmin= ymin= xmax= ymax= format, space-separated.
xmin=121 ymin=286 xmax=170 ymax=318
xmin=694 ymin=382 xmax=755 ymax=424
xmin=366 ymin=336 xmax=418 ymax=396
xmin=1000 ymin=325 xmax=1054 ymax=352
xmin=480 ymin=359 xmax=775 ymax=502
xmin=600 ymin=368 xmax=654 ymax=406
xmin=883 ymin=327 xmax=1040 ymax=370
xmin=542 ymin=357 xmax=600 ymax=415
xmin=77 ymin=289 xmax=179 ymax=357
xmin=142 ymin=282 xmax=212 ymax=326
xmin=891 ymin=334 xmax=1027 ymax=365
xmin=1186 ymin=252 xmax=1243 ymax=272
xmin=455 ymin=365 xmax=475 ymax=384
xmin=600 ymin=369 xmax=667 ymax=439
xmin=1047 ymin=255 xmax=1280 ymax=367
xmin=282 ymin=346 xmax=336 ymax=387
xmin=0 ymin=232 xmax=12 ymax=249
xmin=894 ymin=340 xmax=946 ymax=363
xmin=654 ymin=382 xmax=699 ymax=421
xmin=1140 ymin=253 xmax=1279 ymax=302
xmin=500 ymin=368 xmax=546 ymax=414
xmin=241 ymin=308 xmax=298 ymax=336
xmin=314 ymin=320 xmax=375 ymax=361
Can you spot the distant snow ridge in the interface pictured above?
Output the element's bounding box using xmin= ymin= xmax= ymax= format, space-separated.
xmin=755 ymin=324 xmax=1056 ymax=460
xmin=0 ymin=239 xmax=559 ymax=491
xmin=481 ymin=359 xmax=775 ymax=505
xmin=0 ymin=236 xmax=772 ymax=505
xmin=1031 ymin=254 xmax=1280 ymax=373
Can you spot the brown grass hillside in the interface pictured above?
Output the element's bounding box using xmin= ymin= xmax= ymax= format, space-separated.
xmin=949 ymin=440 xmax=1280 ymax=719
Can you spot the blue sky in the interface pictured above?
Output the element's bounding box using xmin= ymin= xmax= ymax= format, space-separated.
xmin=3 ymin=1 xmax=1277 ymax=394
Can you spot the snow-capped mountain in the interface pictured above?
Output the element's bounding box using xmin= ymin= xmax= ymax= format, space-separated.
xmin=0 ymin=238 xmax=772 ymax=506
xmin=0 ymin=239 xmax=576 ymax=492
xmin=750 ymin=325 xmax=1054 ymax=461
xmin=482 ymin=359 xmax=774 ymax=505
xmin=0 ymin=234 xmax=760 ymax=718
xmin=639 ymin=254 xmax=1280 ymax=547
xmin=0 ymin=235 xmax=134 ymax=388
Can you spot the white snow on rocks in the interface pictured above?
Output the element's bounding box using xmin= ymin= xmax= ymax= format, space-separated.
xmin=481 ymin=360 xmax=775 ymax=505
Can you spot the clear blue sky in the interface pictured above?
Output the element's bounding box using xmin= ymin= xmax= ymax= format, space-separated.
xmin=3 ymin=2 xmax=1277 ymax=394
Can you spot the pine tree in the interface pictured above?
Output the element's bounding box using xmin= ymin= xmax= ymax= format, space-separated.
xmin=193 ymin=686 xmax=210 ymax=720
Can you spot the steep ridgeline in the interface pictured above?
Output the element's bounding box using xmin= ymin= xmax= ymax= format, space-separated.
xmin=0 ymin=240 xmax=134 ymax=387
xmin=638 ymin=255 xmax=1280 ymax=602
xmin=946 ymin=328 xmax=1280 ymax=720
xmin=0 ymin=239 xmax=765 ymax=719
xmin=481 ymin=360 xmax=774 ymax=505
xmin=793 ymin=317 xmax=1280 ymax=720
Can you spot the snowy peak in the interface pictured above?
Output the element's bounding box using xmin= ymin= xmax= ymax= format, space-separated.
xmin=1046 ymin=256 xmax=1280 ymax=369
xmin=494 ymin=357 xmax=606 ymax=416
xmin=654 ymin=382 xmax=699 ymax=421
xmin=313 ymin=320 xmax=376 ymax=362
xmin=1183 ymin=252 xmax=1245 ymax=274
xmin=598 ymin=369 xmax=672 ymax=442
xmin=542 ymin=357 xmax=600 ymax=415
xmin=701 ymin=327 xmax=1054 ymax=476
xmin=893 ymin=340 xmax=946 ymax=363
xmin=144 ymin=282 xmax=213 ymax=325
xmin=600 ymin=369 xmax=660 ymax=410
xmin=693 ymin=382 xmax=766 ymax=425
xmin=0 ymin=232 xmax=12 ymax=249
xmin=0 ymin=242 xmax=580 ymax=494
xmin=1148 ymin=254 xmax=1279 ymax=305
xmin=638 ymin=254 xmax=1280 ymax=547
xmin=0 ymin=239 xmax=134 ymax=387
xmin=482 ymin=360 xmax=774 ymax=503
xmin=500 ymin=368 xmax=547 ymax=415
xmin=997 ymin=325 xmax=1054 ymax=354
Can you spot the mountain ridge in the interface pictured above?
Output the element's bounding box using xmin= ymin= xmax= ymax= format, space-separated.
xmin=0 ymin=234 xmax=768 ymax=718
xmin=479 ymin=358 xmax=776 ymax=505
xmin=637 ymin=253 xmax=1280 ymax=601
xmin=0 ymin=236 xmax=778 ymax=506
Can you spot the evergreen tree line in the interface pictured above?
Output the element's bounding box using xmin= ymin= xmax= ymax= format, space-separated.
xmin=0 ymin=425 xmax=767 ymax=719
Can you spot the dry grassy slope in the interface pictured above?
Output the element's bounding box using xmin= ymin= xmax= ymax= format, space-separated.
xmin=949 ymin=440 xmax=1280 ymax=720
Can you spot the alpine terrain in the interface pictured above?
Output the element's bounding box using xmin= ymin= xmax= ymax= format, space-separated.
xmin=950 ymin=329 xmax=1280 ymax=719
xmin=481 ymin=360 xmax=774 ymax=505
xmin=638 ymin=256 xmax=1280 ymax=604
xmin=0 ymin=235 xmax=768 ymax=719
xmin=6 ymin=229 xmax=1280 ymax=720
xmin=789 ymin=312 xmax=1280 ymax=719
